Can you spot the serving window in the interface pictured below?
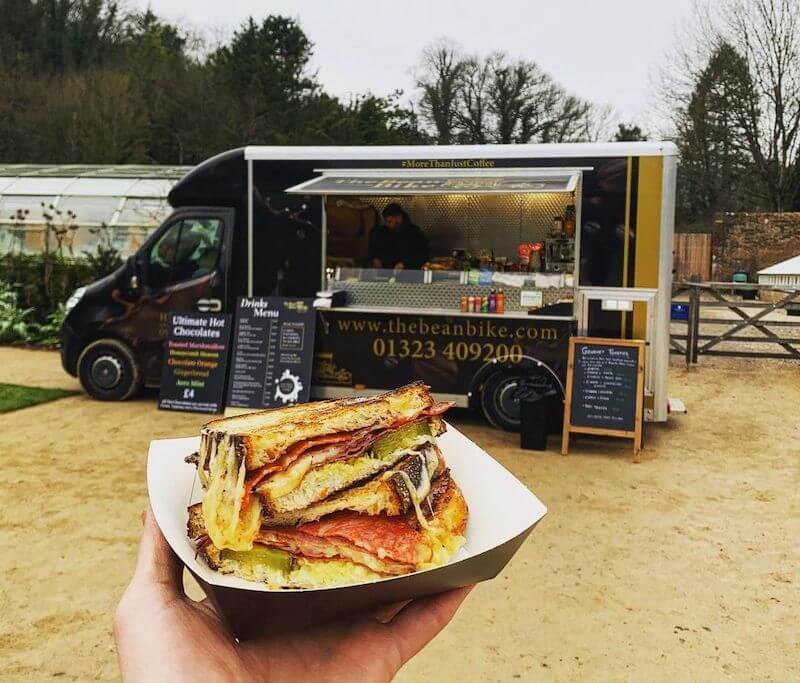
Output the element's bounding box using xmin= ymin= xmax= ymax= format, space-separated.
xmin=286 ymin=168 xmax=583 ymax=315
xmin=325 ymin=192 xmax=573 ymax=273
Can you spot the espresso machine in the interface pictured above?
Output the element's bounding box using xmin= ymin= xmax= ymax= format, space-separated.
xmin=544 ymin=237 xmax=575 ymax=273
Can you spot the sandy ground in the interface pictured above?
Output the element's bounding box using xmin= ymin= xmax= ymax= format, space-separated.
xmin=0 ymin=348 xmax=798 ymax=681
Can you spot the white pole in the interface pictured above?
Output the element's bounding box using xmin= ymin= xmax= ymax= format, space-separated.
xmin=321 ymin=197 xmax=327 ymax=291
xmin=247 ymin=158 xmax=253 ymax=297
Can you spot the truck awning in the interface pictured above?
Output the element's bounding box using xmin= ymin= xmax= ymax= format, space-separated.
xmin=285 ymin=168 xmax=581 ymax=195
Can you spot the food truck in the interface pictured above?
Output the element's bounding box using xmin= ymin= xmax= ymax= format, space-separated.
xmin=60 ymin=142 xmax=677 ymax=429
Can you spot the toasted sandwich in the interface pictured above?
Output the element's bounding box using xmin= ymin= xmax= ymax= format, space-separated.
xmin=187 ymin=382 xmax=468 ymax=588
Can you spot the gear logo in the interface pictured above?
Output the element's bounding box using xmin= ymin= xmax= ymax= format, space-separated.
xmin=274 ymin=369 xmax=303 ymax=404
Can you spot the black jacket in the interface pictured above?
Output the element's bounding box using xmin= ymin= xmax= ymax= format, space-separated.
xmin=367 ymin=221 xmax=429 ymax=269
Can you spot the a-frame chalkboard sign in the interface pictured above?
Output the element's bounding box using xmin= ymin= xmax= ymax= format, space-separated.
xmin=561 ymin=337 xmax=646 ymax=462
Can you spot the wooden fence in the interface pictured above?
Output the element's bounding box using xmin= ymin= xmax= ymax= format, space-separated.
xmin=673 ymin=233 xmax=712 ymax=282
xmin=671 ymin=282 xmax=800 ymax=362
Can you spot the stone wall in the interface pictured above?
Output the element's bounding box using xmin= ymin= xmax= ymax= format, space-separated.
xmin=711 ymin=212 xmax=800 ymax=280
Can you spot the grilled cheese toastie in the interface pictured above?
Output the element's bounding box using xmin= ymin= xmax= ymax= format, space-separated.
xmin=187 ymin=383 xmax=468 ymax=588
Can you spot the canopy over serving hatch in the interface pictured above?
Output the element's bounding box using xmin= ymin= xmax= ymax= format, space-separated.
xmin=286 ymin=168 xmax=581 ymax=195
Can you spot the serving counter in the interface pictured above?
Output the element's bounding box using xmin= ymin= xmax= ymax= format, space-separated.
xmin=329 ymin=273 xmax=574 ymax=314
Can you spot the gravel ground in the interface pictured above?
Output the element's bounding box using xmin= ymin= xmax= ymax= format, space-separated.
xmin=0 ymin=347 xmax=798 ymax=681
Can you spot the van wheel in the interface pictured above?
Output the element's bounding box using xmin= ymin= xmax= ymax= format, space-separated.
xmin=480 ymin=368 xmax=561 ymax=431
xmin=77 ymin=339 xmax=141 ymax=401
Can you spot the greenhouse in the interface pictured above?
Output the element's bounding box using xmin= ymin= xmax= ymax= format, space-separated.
xmin=0 ymin=164 xmax=189 ymax=257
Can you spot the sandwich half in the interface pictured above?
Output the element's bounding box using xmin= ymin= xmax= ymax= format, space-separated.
xmin=188 ymin=468 xmax=468 ymax=588
xmin=187 ymin=383 xmax=468 ymax=588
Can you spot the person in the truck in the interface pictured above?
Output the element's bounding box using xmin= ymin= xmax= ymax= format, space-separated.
xmin=367 ymin=203 xmax=429 ymax=271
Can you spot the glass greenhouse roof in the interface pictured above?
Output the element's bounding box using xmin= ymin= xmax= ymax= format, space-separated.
xmin=0 ymin=164 xmax=190 ymax=228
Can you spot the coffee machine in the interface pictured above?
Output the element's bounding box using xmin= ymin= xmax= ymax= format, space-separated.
xmin=544 ymin=237 xmax=574 ymax=273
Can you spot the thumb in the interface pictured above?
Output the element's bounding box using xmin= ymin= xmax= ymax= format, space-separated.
xmin=132 ymin=506 xmax=185 ymax=598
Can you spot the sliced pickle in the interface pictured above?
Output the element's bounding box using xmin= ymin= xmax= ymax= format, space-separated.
xmin=372 ymin=421 xmax=431 ymax=460
xmin=220 ymin=546 xmax=294 ymax=573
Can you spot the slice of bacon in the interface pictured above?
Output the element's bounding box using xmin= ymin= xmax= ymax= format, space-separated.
xmin=421 ymin=401 xmax=454 ymax=417
xmin=255 ymin=523 xmax=417 ymax=575
xmin=299 ymin=511 xmax=427 ymax=565
xmin=257 ymin=511 xmax=427 ymax=568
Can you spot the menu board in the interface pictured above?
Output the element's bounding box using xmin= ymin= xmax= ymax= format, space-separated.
xmin=561 ymin=337 xmax=645 ymax=461
xmin=226 ymin=297 xmax=316 ymax=409
xmin=158 ymin=312 xmax=231 ymax=413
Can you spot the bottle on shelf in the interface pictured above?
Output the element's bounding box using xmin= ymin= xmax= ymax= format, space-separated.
xmin=497 ymin=289 xmax=506 ymax=314
xmin=489 ymin=289 xmax=497 ymax=313
xmin=461 ymin=296 xmax=468 ymax=312
xmin=481 ymin=296 xmax=489 ymax=313
xmin=564 ymin=204 xmax=576 ymax=238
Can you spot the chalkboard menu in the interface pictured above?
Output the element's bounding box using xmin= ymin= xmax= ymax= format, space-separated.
xmin=158 ymin=312 xmax=232 ymax=413
xmin=561 ymin=337 xmax=645 ymax=461
xmin=226 ymin=297 xmax=317 ymax=409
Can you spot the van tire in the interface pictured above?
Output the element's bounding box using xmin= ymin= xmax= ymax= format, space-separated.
xmin=480 ymin=371 xmax=525 ymax=431
xmin=77 ymin=339 xmax=141 ymax=401
xmin=480 ymin=366 xmax=562 ymax=431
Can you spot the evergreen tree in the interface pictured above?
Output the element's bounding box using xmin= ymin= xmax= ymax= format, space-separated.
xmin=674 ymin=42 xmax=758 ymax=225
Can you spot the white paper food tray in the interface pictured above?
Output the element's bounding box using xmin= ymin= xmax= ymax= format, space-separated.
xmin=148 ymin=423 xmax=546 ymax=639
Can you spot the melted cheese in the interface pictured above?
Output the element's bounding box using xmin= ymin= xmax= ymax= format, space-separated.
xmin=202 ymin=436 xmax=262 ymax=550
xmin=259 ymin=454 xmax=315 ymax=500
xmin=383 ymin=450 xmax=434 ymax=531
xmin=419 ymin=531 xmax=465 ymax=570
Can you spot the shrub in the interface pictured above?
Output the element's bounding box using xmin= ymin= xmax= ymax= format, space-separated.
xmin=0 ymin=248 xmax=122 ymax=324
xmin=0 ymin=280 xmax=37 ymax=343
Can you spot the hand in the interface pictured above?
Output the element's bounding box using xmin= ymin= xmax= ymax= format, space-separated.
xmin=114 ymin=509 xmax=473 ymax=682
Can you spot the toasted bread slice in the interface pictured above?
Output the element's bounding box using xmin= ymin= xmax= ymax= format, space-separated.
xmin=261 ymin=444 xmax=445 ymax=525
xmin=200 ymin=382 xmax=435 ymax=470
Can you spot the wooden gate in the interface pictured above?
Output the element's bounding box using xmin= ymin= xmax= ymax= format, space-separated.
xmin=671 ymin=282 xmax=800 ymax=362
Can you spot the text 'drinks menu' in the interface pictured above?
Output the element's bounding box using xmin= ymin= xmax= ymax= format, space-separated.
xmin=226 ymin=297 xmax=316 ymax=409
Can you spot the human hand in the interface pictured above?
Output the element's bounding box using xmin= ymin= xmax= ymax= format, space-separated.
xmin=114 ymin=508 xmax=473 ymax=682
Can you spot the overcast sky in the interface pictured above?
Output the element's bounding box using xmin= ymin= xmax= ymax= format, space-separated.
xmin=131 ymin=0 xmax=696 ymax=134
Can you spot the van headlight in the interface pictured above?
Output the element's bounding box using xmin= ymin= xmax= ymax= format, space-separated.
xmin=65 ymin=287 xmax=86 ymax=314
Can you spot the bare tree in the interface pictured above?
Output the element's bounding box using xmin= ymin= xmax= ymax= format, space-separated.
xmin=454 ymin=57 xmax=490 ymax=143
xmin=415 ymin=43 xmax=599 ymax=145
xmin=660 ymin=0 xmax=800 ymax=211
xmin=723 ymin=0 xmax=800 ymax=210
xmin=415 ymin=40 xmax=465 ymax=144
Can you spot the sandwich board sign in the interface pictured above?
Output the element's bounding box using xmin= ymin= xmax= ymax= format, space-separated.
xmin=226 ymin=297 xmax=316 ymax=410
xmin=158 ymin=312 xmax=232 ymax=413
xmin=561 ymin=337 xmax=646 ymax=462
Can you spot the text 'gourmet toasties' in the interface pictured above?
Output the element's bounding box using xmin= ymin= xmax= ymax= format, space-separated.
xmin=186 ymin=383 xmax=468 ymax=588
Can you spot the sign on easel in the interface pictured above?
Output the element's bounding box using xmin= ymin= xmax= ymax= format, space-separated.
xmin=561 ymin=337 xmax=646 ymax=462
xmin=158 ymin=312 xmax=232 ymax=414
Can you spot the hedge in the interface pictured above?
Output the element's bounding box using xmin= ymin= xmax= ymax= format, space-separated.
xmin=0 ymin=248 xmax=123 ymax=322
